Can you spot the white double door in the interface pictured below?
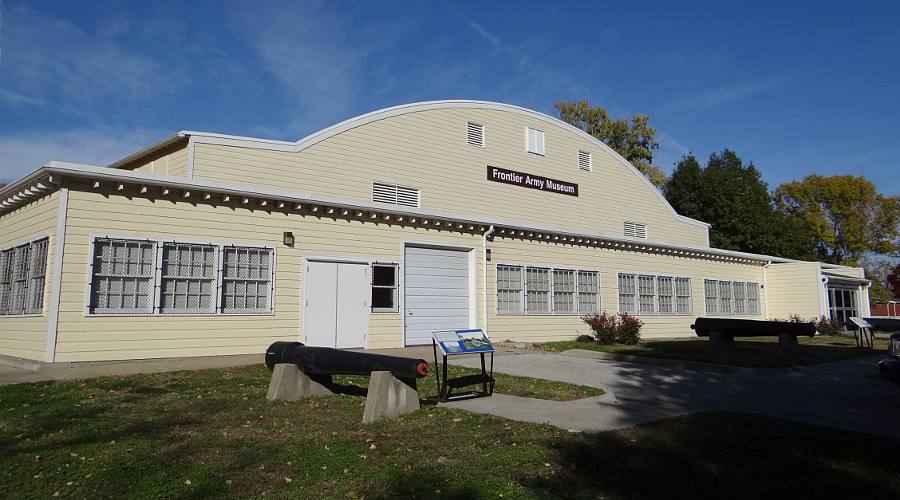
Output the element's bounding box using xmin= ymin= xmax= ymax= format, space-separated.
xmin=303 ymin=261 xmax=368 ymax=348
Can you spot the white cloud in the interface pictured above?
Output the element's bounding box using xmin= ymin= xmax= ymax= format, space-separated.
xmin=0 ymin=87 xmax=47 ymax=107
xmin=0 ymin=128 xmax=168 ymax=183
xmin=659 ymin=76 xmax=788 ymax=115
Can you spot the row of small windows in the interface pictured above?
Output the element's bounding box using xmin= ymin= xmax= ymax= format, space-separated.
xmin=703 ymin=279 xmax=761 ymax=316
xmin=617 ymin=274 xmax=693 ymax=315
xmin=497 ymin=264 xmax=601 ymax=315
xmin=466 ymin=121 xmax=592 ymax=172
xmin=88 ymin=238 xmax=274 ymax=315
xmin=0 ymin=237 xmax=49 ymax=316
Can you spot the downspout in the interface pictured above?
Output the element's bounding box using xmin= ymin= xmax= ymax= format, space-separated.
xmin=762 ymin=261 xmax=771 ymax=318
xmin=482 ymin=225 xmax=495 ymax=334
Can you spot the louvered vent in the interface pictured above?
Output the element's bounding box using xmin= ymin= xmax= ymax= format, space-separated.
xmin=578 ymin=150 xmax=592 ymax=171
xmin=372 ymin=182 xmax=420 ymax=208
xmin=467 ymin=122 xmax=484 ymax=147
xmin=624 ymin=221 xmax=647 ymax=239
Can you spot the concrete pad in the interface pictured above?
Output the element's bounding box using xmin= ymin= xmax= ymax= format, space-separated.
xmin=266 ymin=364 xmax=334 ymax=401
xmin=362 ymin=371 xmax=420 ymax=423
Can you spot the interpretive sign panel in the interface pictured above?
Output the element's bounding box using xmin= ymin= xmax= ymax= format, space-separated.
xmin=433 ymin=329 xmax=495 ymax=356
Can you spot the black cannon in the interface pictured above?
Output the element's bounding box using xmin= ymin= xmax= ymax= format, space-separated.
xmin=690 ymin=317 xmax=815 ymax=355
xmin=265 ymin=341 xmax=428 ymax=380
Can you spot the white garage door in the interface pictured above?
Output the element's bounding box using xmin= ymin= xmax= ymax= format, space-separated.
xmin=404 ymin=246 xmax=470 ymax=345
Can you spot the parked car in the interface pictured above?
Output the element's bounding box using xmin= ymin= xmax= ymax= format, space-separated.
xmin=878 ymin=332 xmax=900 ymax=383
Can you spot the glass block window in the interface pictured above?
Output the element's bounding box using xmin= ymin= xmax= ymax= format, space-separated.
xmin=618 ymin=273 xmax=637 ymax=314
xmin=89 ymin=239 xmax=157 ymax=314
xmin=733 ymin=282 xmax=747 ymax=315
xmin=717 ymin=281 xmax=733 ymax=315
xmin=525 ymin=267 xmax=550 ymax=314
xmin=159 ymin=243 xmax=218 ymax=314
xmin=675 ymin=277 xmax=692 ymax=314
xmin=747 ymin=282 xmax=760 ymax=315
xmin=371 ymin=263 xmax=399 ymax=313
xmin=577 ymin=271 xmax=600 ymax=314
xmin=657 ymin=276 xmax=674 ymax=314
xmin=638 ymin=275 xmax=656 ymax=314
xmin=552 ymin=269 xmax=576 ymax=314
xmin=704 ymin=279 xmax=719 ymax=315
xmin=496 ymin=265 xmax=524 ymax=314
xmin=221 ymin=247 xmax=273 ymax=314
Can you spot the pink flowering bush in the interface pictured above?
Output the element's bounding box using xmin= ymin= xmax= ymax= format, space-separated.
xmin=581 ymin=311 xmax=643 ymax=345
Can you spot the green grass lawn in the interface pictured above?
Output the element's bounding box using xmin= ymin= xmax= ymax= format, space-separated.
xmin=534 ymin=334 xmax=889 ymax=368
xmin=1 ymin=365 xmax=898 ymax=498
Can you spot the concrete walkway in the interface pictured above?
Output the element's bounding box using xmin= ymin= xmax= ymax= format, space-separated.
xmin=446 ymin=351 xmax=900 ymax=438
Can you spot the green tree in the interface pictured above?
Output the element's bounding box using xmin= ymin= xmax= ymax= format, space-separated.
xmin=774 ymin=174 xmax=900 ymax=264
xmin=554 ymin=100 xmax=667 ymax=188
xmin=864 ymin=259 xmax=897 ymax=304
xmin=888 ymin=264 xmax=900 ymax=297
xmin=665 ymin=150 xmax=815 ymax=260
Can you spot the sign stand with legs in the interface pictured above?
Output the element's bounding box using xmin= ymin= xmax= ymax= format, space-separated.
xmin=429 ymin=329 xmax=495 ymax=402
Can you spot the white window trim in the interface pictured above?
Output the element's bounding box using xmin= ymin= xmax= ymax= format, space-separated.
xmin=0 ymin=235 xmax=51 ymax=318
xmin=496 ymin=263 xmax=525 ymax=315
xmin=702 ymin=279 xmax=760 ymax=317
xmin=371 ymin=261 xmax=400 ymax=314
xmin=525 ymin=126 xmax=545 ymax=156
xmin=552 ymin=268 xmax=578 ymax=316
xmin=617 ymin=273 xmax=638 ymax=315
xmin=618 ymin=273 xmax=693 ymax=316
xmin=84 ymin=234 xmax=276 ymax=317
xmin=673 ymin=276 xmax=694 ymax=315
xmin=496 ymin=262 xmax=600 ymax=316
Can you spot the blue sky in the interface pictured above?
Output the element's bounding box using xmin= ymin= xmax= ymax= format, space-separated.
xmin=0 ymin=0 xmax=897 ymax=195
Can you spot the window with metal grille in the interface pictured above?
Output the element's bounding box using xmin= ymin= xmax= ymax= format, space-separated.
xmin=372 ymin=182 xmax=420 ymax=208
xmin=221 ymin=246 xmax=273 ymax=314
xmin=467 ymin=121 xmax=484 ymax=147
xmin=496 ymin=264 xmax=524 ymax=314
xmin=618 ymin=273 xmax=637 ymax=313
xmin=525 ymin=267 xmax=550 ymax=313
xmin=704 ymin=279 xmax=719 ymax=315
xmin=89 ymin=239 xmax=156 ymax=314
xmin=657 ymin=276 xmax=674 ymax=314
xmin=552 ymin=269 xmax=576 ymax=314
xmin=7 ymin=244 xmax=30 ymax=315
xmin=526 ymin=127 xmax=545 ymax=155
xmin=733 ymin=282 xmax=747 ymax=315
xmin=577 ymin=270 xmax=600 ymax=313
xmin=0 ymin=248 xmax=11 ymax=315
xmin=371 ymin=263 xmax=399 ymax=313
xmin=638 ymin=275 xmax=656 ymax=314
xmin=747 ymin=283 xmax=760 ymax=315
xmin=159 ymin=243 xmax=217 ymax=314
xmin=624 ymin=221 xmax=647 ymax=239
xmin=718 ymin=280 xmax=733 ymax=314
xmin=25 ymin=239 xmax=49 ymax=314
xmin=675 ymin=277 xmax=692 ymax=314
xmin=578 ymin=150 xmax=592 ymax=171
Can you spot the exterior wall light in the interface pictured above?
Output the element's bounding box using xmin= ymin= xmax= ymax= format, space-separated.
xmin=283 ymin=231 xmax=295 ymax=247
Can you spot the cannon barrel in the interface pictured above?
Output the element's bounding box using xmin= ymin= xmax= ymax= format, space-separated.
xmin=690 ymin=317 xmax=816 ymax=337
xmin=265 ymin=341 xmax=428 ymax=379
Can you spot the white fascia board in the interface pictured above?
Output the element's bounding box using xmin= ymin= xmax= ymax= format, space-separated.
xmin=1 ymin=162 xmax=801 ymax=266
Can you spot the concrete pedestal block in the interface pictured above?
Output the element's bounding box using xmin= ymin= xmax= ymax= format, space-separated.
xmin=266 ymin=363 xmax=334 ymax=401
xmin=708 ymin=331 xmax=734 ymax=351
xmin=362 ymin=371 xmax=420 ymax=423
xmin=778 ymin=333 xmax=799 ymax=357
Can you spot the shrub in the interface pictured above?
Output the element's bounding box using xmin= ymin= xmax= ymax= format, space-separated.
xmin=581 ymin=312 xmax=618 ymax=344
xmin=616 ymin=313 xmax=643 ymax=345
xmin=576 ymin=334 xmax=595 ymax=343
xmin=814 ymin=315 xmax=841 ymax=336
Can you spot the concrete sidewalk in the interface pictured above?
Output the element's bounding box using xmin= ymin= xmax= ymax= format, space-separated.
xmin=447 ymin=351 xmax=900 ymax=438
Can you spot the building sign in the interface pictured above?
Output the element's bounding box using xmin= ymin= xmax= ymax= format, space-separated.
xmin=486 ymin=165 xmax=578 ymax=197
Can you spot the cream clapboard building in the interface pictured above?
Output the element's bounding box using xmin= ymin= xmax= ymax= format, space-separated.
xmin=0 ymin=101 xmax=870 ymax=363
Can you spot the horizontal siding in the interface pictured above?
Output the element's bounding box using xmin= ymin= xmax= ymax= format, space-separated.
xmin=766 ymin=263 xmax=822 ymax=319
xmin=56 ymin=186 xmax=481 ymax=361
xmin=488 ymin=237 xmax=768 ymax=342
xmin=121 ymin=140 xmax=189 ymax=177
xmin=192 ymin=107 xmax=708 ymax=246
xmin=0 ymin=191 xmax=58 ymax=360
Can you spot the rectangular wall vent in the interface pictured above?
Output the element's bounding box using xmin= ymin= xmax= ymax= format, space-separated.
xmin=526 ymin=127 xmax=545 ymax=155
xmin=624 ymin=221 xmax=647 ymax=239
xmin=373 ymin=182 xmax=420 ymax=208
xmin=578 ymin=150 xmax=592 ymax=171
xmin=467 ymin=122 xmax=484 ymax=147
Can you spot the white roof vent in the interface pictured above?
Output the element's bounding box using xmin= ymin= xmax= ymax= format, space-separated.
xmin=624 ymin=221 xmax=647 ymax=239
xmin=467 ymin=122 xmax=484 ymax=147
xmin=578 ymin=150 xmax=592 ymax=171
xmin=373 ymin=182 xmax=420 ymax=208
